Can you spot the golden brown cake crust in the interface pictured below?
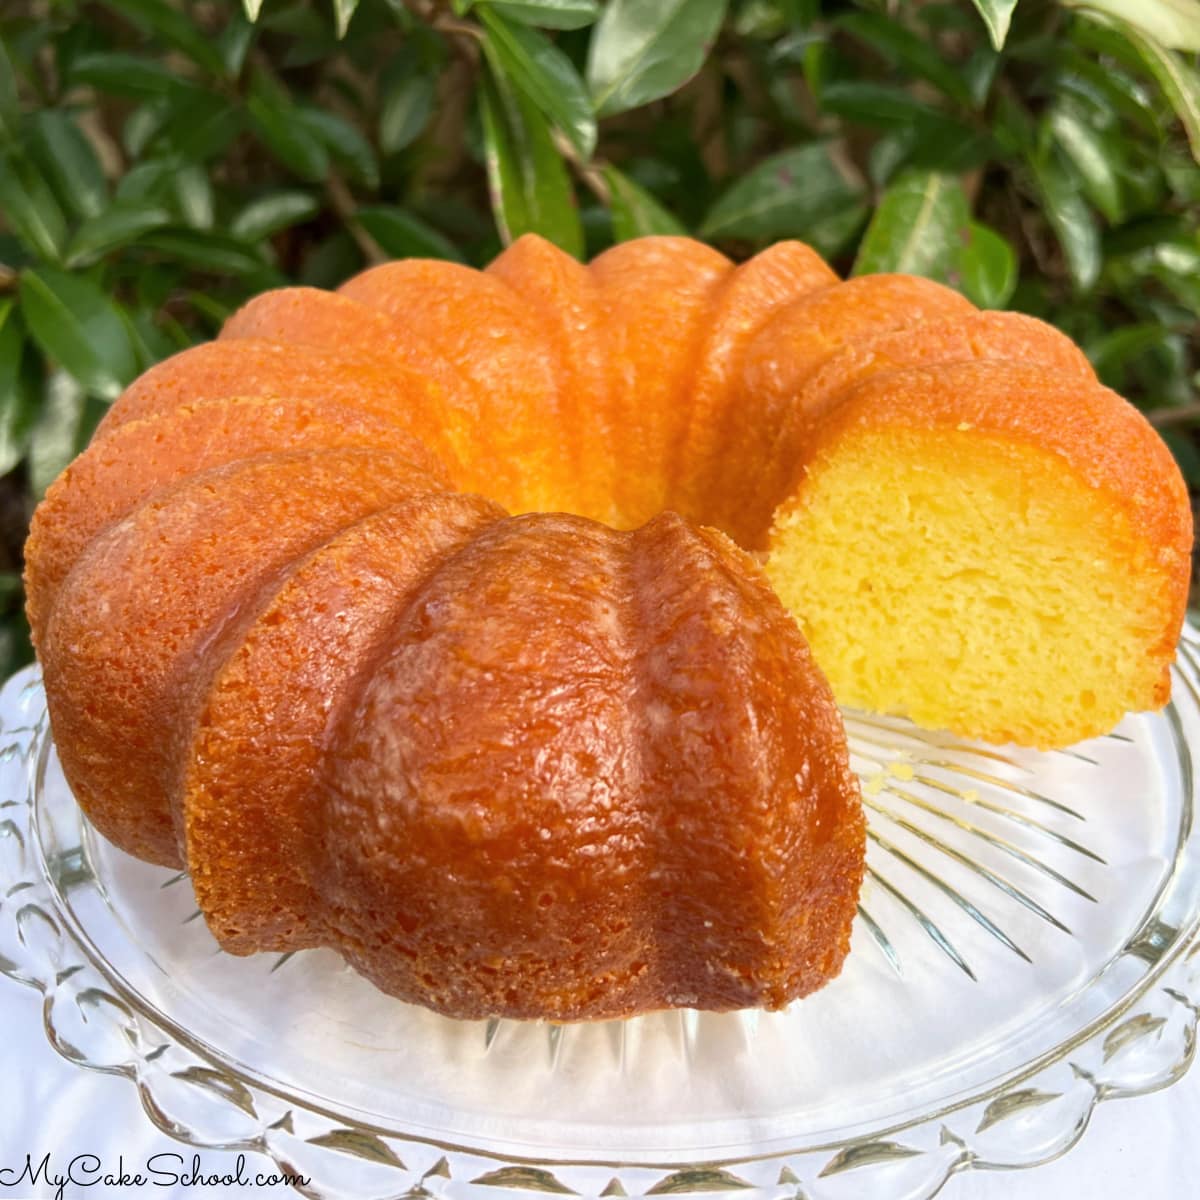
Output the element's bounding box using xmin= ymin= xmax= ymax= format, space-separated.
xmin=785 ymin=310 xmax=1097 ymax=456
xmin=97 ymin=338 xmax=463 ymax=477
xmin=486 ymin=235 xmax=616 ymax=524
xmin=585 ymin=237 xmax=732 ymax=526
xmin=337 ymin=259 xmax=571 ymax=512
xmin=183 ymin=492 xmax=506 ymax=954
xmin=628 ymin=517 xmax=865 ymax=1013
xmin=220 ymin=284 xmax=416 ymax=359
xmin=318 ymin=512 xmax=863 ymax=1021
xmin=220 ymin=284 xmax=568 ymax=504
xmin=24 ymin=396 xmax=449 ymax=648
xmin=672 ymin=241 xmax=839 ymax=526
xmin=41 ymin=449 xmax=446 ymax=866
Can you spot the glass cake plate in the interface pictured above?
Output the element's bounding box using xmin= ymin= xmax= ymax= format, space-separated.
xmin=4 ymin=629 xmax=1200 ymax=1200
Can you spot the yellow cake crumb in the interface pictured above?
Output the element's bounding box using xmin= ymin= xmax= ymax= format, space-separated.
xmin=767 ymin=427 xmax=1176 ymax=748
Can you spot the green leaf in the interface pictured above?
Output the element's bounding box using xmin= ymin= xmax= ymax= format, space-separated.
xmin=604 ymin=165 xmax=687 ymax=238
xmin=853 ymin=169 xmax=970 ymax=280
xmin=1164 ymin=148 xmax=1200 ymax=200
xmin=1083 ymin=13 xmax=1200 ymax=162
xmin=821 ymin=82 xmax=993 ymax=171
xmin=992 ymin=89 xmax=1036 ymax=155
xmin=26 ymin=112 xmax=108 ymax=220
xmin=0 ymin=613 xmax=33 ymax=679
xmin=958 ymin=220 xmax=1018 ymax=307
xmin=480 ymin=65 xmax=583 ymax=257
xmin=1149 ymin=240 xmax=1200 ymax=309
xmin=103 ymin=0 xmax=228 ymax=76
xmin=186 ymin=289 xmax=237 ymax=328
xmin=113 ymin=154 xmax=215 ymax=229
xmin=0 ymin=37 xmax=20 ymax=142
xmin=0 ymin=303 xmax=38 ymax=476
xmin=869 ymin=129 xmax=917 ymax=187
xmin=123 ymin=101 xmax=169 ymax=159
xmin=66 ymin=202 xmax=173 ymax=265
xmin=139 ymin=229 xmax=271 ymax=276
xmin=734 ymin=0 xmax=788 ymax=38
xmin=1032 ymin=155 xmax=1102 ymax=290
xmin=1088 ymin=321 xmax=1174 ymax=379
xmin=700 ymin=143 xmax=863 ymax=241
xmin=243 ymin=0 xmax=265 ymax=19
xmin=1056 ymin=49 xmax=1155 ymax=132
xmin=247 ymin=83 xmax=330 ymax=180
xmin=801 ymin=37 xmax=830 ymax=100
xmin=232 ymin=191 xmax=321 ymax=241
xmin=1116 ymin=153 xmax=1171 ymax=215
xmin=356 ymin=206 xmax=465 ymax=260
xmin=295 ymin=107 xmax=379 ymax=188
xmin=587 ymin=0 xmax=728 ymax=117
xmin=0 ymin=151 xmax=68 ymax=262
xmin=173 ymin=164 xmax=214 ymax=229
xmin=28 ymin=371 xmax=86 ymax=498
xmin=117 ymin=155 xmax=182 ymax=205
xmin=0 ymin=300 xmax=18 ymax=379
xmin=962 ymin=44 xmax=1002 ymax=108
xmin=0 ymin=570 xmax=23 ymax=604
xmin=19 ymin=268 xmax=139 ymax=399
xmin=380 ymin=69 xmax=436 ymax=153
xmin=806 ymin=201 xmax=870 ymax=259
xmin=1066 ymin=0 xmax=1200 ymax=52
xmin=1058 ymin=77 xmax=1117 ymax=126
xmin=480 ymin=9 xmax=597 ymax=159
xmin=821 ymin=81 xmax=966 ymax=132
xmin=153 ymin=88 xmax=243 ymax=161
xmin=332 ymin=0 xmax=361 ymax=37
xmin=259 ymin=3 xmax=328 ymax=34
xmin=71 ymin=51 xmax=179 ymax=98
xmin=299 ymin=229 xmax=363 ymax=289
xmin=132 ymin=263 xmax=184 ymax=313
xmin=219 ymin=10 xmax=257 ymax=76
xmin=1103 ymin=213 xmax=1190 ymax=257
xmin=969 ymin=0 xmax=1019 ymax=49
xmin=905 ymin=121 xmax=994 ymax=174
xmin=126 ymin=307 xmax=185 ymax=365
xmin=836 ymin=12 xmax=973 ymax=107
xmin=1162 ymin=427 xmax=1200 ymax=487
xmin=483 ymin=0 xmax=600 ymax=29
xmin=1048 ymin=106 xmax=1124 ymax=223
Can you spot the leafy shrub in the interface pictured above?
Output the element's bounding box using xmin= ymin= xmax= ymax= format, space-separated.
xmin=1 ymin=0 xmax=1198 ymax=674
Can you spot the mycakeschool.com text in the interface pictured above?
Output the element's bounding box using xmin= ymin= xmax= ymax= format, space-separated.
xmin=0 ymin=1151 xmax=308 ymax=1198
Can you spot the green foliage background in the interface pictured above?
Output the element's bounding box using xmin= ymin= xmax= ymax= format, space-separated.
xmin=1 ymin=0 xmax=1199 ymax=676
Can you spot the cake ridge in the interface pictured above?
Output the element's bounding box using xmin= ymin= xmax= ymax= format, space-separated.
xmin=184 ymin=489 xmax=506 ymax=956
xmin=25 ymin=394 xmax=450 ymax=645
xmin=671 ymin=241 xmax=840 ymax=527
xmin=41 ymin=446 xmax=447 ymax=865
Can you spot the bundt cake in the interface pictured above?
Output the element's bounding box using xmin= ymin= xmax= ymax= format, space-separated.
xmin=24 ymin=233 xmax=1191 ymax=1021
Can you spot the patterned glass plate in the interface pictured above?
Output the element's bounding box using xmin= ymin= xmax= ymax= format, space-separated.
xmin=3 ymin=631 xmax=1200 ymax=1200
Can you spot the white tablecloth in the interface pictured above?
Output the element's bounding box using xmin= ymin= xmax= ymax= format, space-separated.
xmin=1 ymin=974 xmax=1196 ymax=1199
